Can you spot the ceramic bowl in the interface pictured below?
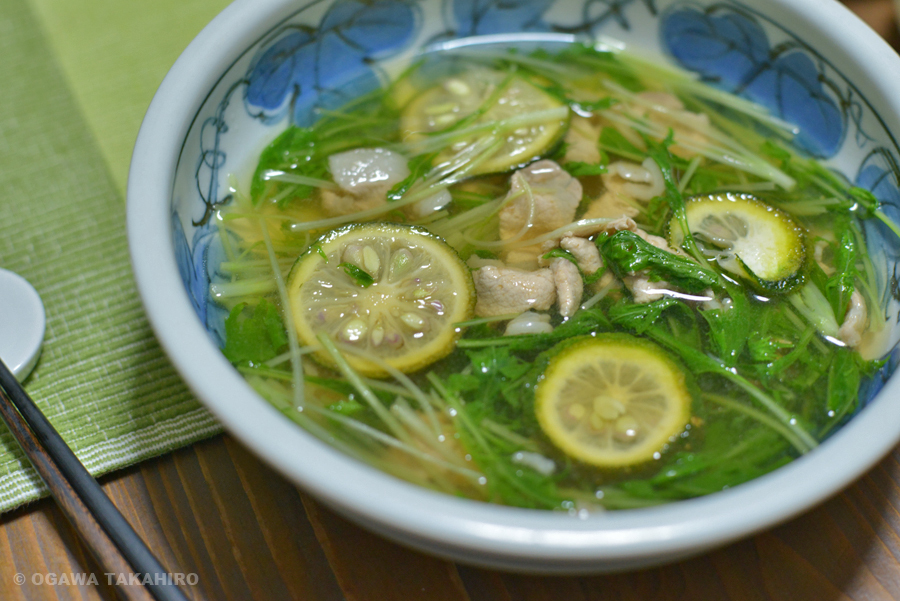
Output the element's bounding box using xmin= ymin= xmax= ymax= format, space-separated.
xmin=127 ymin=0 xmax=900 ymax=573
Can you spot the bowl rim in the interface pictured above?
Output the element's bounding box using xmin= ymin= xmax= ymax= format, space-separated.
xmin=127 ymin=0 xmax=900 ymax=572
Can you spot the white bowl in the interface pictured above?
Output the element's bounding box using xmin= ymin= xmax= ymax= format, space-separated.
xmin=127 ymin=0 xmax=900 ymax=573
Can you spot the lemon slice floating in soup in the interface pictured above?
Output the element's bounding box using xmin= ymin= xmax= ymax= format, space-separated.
xmin=535 ymin=335 xmax=691 ymax=468
xmin=287 ymin=223 xmax=474 ymax=377
xmin=400 ymin=68 xmax=568 ymax=175
xmin=669 ymin=193 xmax=806 ymax=292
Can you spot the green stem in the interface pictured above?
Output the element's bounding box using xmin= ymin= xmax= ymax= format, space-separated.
xmin=702 ymin=392 xmax=811 ymax=454
xmin=317 ymin=333 xmax=411 ymax=443
xmin=259 ymin=217 xmax=306 ymax=410
xmin=647 ymin=328 xmax=818 ymax=452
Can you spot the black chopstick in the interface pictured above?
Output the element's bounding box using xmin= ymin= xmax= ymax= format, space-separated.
xmin=0 ymin=358 xmax=191 ymax=601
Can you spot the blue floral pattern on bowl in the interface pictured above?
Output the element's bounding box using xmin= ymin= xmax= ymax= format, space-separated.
xmin=171 ymin=0 xmax=900 ymax=407
xmin=661 ymin=4 xmax=845 ymax=158
xmin=245 ymin=0 xmax=420 ymax=127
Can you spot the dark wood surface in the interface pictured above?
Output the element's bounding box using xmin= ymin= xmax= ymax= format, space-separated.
xmin=4 ymin=1 xmax=900 ymax=599
xmin=0 ymin=376 xmax=153 ymax=601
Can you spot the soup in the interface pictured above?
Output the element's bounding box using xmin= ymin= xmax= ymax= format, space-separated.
xmin=210 ymin=42 xmax=896 ymax=510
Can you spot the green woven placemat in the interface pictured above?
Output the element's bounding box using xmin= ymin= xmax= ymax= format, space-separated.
xmin=0 ymin=0 xmax=231 ymax=512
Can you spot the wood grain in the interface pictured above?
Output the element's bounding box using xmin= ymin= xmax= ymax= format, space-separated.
xmin=2 ymin=435 xmax=900 ymax=600
xmin=845 ymin=0 xmax=900 ymax=44
xmin=0 ymin=385 xmax=143 ymax=601
xmin=0 ymin=364 xmax=180 ymax=601
xmin=4 ymin=1 xmax=900 ymax=600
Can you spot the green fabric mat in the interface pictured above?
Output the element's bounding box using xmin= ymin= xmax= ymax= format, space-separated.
xmin=0 ymin=0 xmax=231 ymax=512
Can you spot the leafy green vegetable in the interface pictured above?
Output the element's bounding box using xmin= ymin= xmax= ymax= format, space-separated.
xmin=700 ymin=284 xmax=751 ymax=366
xmin=543 ymin=247 xmax=608 ymax=286
xmin=551 ymin=42 xmax=644 ymax=91
xmin=338 ymin=263 xmax=375 ymax=288
xmin=608 ymin=296 xmax=680 ymax=335
xmin=222 ymin=300 xmax=288 ymax=365
xmin=444 ymin=347 xmax=533 ymax=413
xmin=849 ymin=186 xmax=884 ymax=221
xmin=646 ymin=136 xmax=707 ymax=264
xmin=607 ymin=292 xmax=820 ymax=455
xmin=541 ymin=248 xmax=578 ymax=266
xmin=429 ymin=366 xmax=567 ymax=509
xmin=250 ymin=88 xmax=401 ymax=207
xmin=598 ymin=127 xmax=644 ymax=162
xmin=562 ymin=161 xmax=608 ymax=177
xmin=824 ymin=224 xmax=858 ymax=324
xmin=600 ymin=230 xmax=718 ymax=292
xmin=748 ymin=335 xmax=793 ymax=363
xmin=826 ymin=348 xmax=860 ymax=417
xmin=387 ymin=153 xmax=436 ymax=201
xmin=326 ymin=398 xmax=367 ymax=416
xmin=250 ymin=127 xmax=329 ymax=206
xmin=456 ymin=307 xmax=612 ymax=350
xmin=759 ymin=139 xmax=792 ymax=165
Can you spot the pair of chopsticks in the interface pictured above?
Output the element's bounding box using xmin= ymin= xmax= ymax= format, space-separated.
xmin=0 ymin=358 xmax=190 ymax=601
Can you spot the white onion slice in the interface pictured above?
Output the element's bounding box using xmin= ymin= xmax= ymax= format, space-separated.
xmin=328 ymin=148 xmax=410 ymax=193
xmin=504 ymin=311 xmax=553 ymax=336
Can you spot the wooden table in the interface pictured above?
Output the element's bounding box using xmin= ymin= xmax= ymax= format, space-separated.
xmin=4 ymin=1 xmax=900 ymax=599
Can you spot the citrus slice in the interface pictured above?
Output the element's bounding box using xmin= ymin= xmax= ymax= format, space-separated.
xmin=668 ymin=192 xmax=806 ymax=292
xmin=535 ymin=335 xmax=691 ymax=468
xmin=400 ymin=68 xmax=568 ymax=175
xmin=287 ymin=223 xmax=474 ymax=377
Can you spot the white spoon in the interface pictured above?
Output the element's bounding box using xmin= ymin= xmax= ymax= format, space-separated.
xmin=0 ymin=268 xmax=45 ymax=381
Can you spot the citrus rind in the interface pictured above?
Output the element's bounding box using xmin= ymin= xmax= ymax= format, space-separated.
xmin=668 ymin=192 xmax=806 ymax=292
xmin=287 ymin=223 xmax=475 ymax=377
xmin=535 ymin=335 xmax=691 ymax=468
xmin=401 ymin=70 xmax=568 ymax=175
